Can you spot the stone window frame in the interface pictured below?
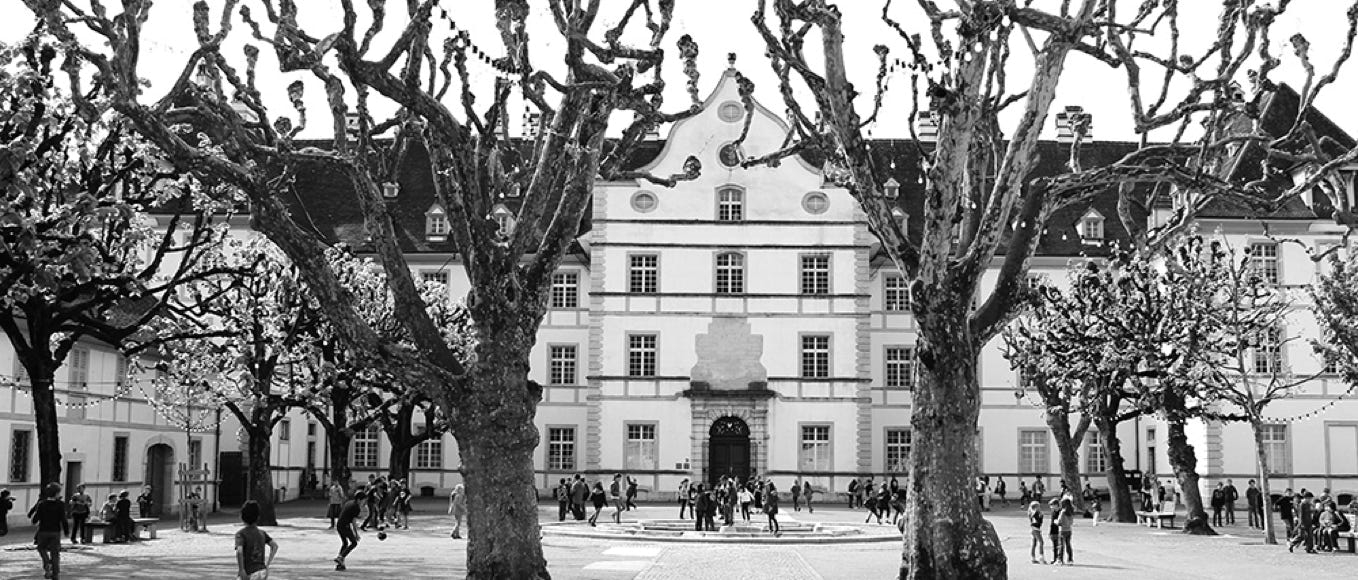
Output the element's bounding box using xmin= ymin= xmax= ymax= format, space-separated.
xmin=624 ymin=421 xmax=659 ymax=470
xmin=799 ymin=333 xmax=832 ymax=379
xmin=626 ymin=332 xmax=659 ymax=378
xmin=799 ymin=253 xmax=832 ymax=295
xmin=884 ymin=427 xmax=911 ymax=474
xmin=627 ymin=253 xmax=660 ymax=294
xmin=716 ymin=185 xmax=745 ymax=222
xmin=884 ymin=344 xmax=916 ymax=389
xmin=1084 ymin=429 xmax=1108 ymax=473
xmin=550 ymin=270 xmax=580 ymax=309
xmin=111 ymin=432 xmax=129 ymax=482
xmin=1017 ymin=428 xmax=1048 ymax=475
xmin=798 ymin=422 xmax=833 ymax=473
xmin=547 ymin=343 xmax=578 ymax=386
xmin=714 ymin=251 xmax=746 ymax=294
xmin=546 ymin=425 xmax=577 ymax=471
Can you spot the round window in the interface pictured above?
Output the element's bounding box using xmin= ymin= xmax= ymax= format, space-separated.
xmin=718 ymin=101 xmax=744 ymax=123
xmin=718 ymin=142 xmax=743 ymax=168
xmin=631 ymin=191 xmax=658 ymax=213
xmin=802 ymin=191 xmax=830 ymax=214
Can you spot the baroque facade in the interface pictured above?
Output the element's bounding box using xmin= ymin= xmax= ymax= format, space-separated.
xmin=4 ymin=64 xmax=1358 ymax=528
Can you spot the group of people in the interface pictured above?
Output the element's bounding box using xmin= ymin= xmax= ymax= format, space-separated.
xmin=324 ymin=475 xmax=416 ymax=571
xmin=680 ymin=476 xmax=785 ymax=534
xmin=845 ymin=477 xmax=907 ymax=525
xmin=1028 ymin=496 xmax=1078 ymax=566
xmin=0 ymin=482 xmax=163 ymax=580
xmin=1278 ymin=487 xmax=1357 ymax=553
xmin=552 ymin=473 xmax=639 ymax=526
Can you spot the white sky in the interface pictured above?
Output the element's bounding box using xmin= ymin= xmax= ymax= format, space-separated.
xmin=5 ymin=1 xmax=1358 ymax=142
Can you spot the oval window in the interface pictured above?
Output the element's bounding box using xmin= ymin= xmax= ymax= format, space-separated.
xmin=718 ymin=101 xmax=744 ymax=123
xmin=802 ymin=191 xmax=830 ymax=214
xmin=718 ymin=143 xmax=743 ymax=168
xmin=631 ymin=191 xmax=658 ymax=213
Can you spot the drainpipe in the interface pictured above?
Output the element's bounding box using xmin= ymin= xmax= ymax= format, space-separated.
xmin=212 ymin=407 xmax=222 ymax=513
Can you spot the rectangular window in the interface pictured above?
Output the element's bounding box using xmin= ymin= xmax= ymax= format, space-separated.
xmin=1085 ymin=430 xmax=1108 ymax=473
xmin=884 ymin=346 xmax=917 ymax=389
xmin=547 ymin=427 xmax=576 ymax=471
xmin=549 ymin=345 xmax=577 ymax=385
xmin=1261 ymin=424 xmax=1290 ymax=474
xmin=427 ymin=214 xmax=450 ymax=236
xmin=627 ymin=334 xmax=658 ymax=377
xmin=278 ymin=418 xmax=291 ymax=441
xmin=421 ymin=270 xmax=449 ymax=286
xmin=9 ymin=429 xmax=31 ymax=482
xmin=550 ymin=271 xmax=579 ymax=308
xmin=188 ymin=438 xmax=203 ymax=469
xmin=629 ymin=254 xmax=659 ymax=294
xmin=116 ymin=355 xmax=130 ymax=387
xmin=69 ymin=347 xmax=90 ymax=387
xmin=884 ymin=275 xmax=908 ymax=311
xmin=1080 ymin=218 xmax=1104 ymax=241
xmin=885 ymin=428 xmax=911 ymax=473
xmin=800 ymin=254 xmax=831 ymax=295
xmin=353 ymin=426 xmax=379 ymax=468
xmin=1018 ymin=429 xmax=1048 ymax=474
xmin=717 ymin=188 xmax=744 ymax=222
xmin=12 ymin=358 xmax=28 ymax=387
xmin=416 ymin=435 xmax=443 ymax=470
xmin=307 ymin=422 xmax=317 ymax=436
xmin=801 ymin=335 xmax=831 ymax=379
xmin=624 ymin=423 xmax=657 ymax=470
xmin=715 ymin=252 xmax=745 ymax=294
xmin=799 ymin=425 xmax=832 ymax=472
xmin=112 ymin=435 xmax=129 ymax=482
xmin=1324 ymin=354 xmax=1340 ymax=375
xmin=1249 ymin=243 xmax=1279 ymax=284
xmin=1253 ymin=327 xmax=1283 ymax=375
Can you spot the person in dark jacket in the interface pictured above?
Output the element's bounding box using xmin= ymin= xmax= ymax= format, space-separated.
xmin=625 ymin=477 xmax=639 ymax=510
xmin=587 ymin=482 xmax=607 ymax=526
xmin=693 ymin=484 xmax=715 ymax=531
xmin=1210 ymin=483 xmax=1226 ymax=527
xmin=31 ymin=482 xmax=68 ymax=579
xmin=1276 ymin=488 xmax=1295 ymax=538
xmin=570 ymin=474 xmax=589 ymax=521
xmin=764 ymin=482 xmax=781 ymax=535
xmin=0 ymin=488 xmax=13 ymax=536
xmin=1289 ymin=492 xmax=1317 ymax=553
xmin=136 ymin=486 xmax=153 ymax=518
xmin=115 ymin=490 xmax=134 ymax=542
xmin=1223 ymin=479 xmax=1239 ymax=525
xmin=1246 ymin=479 xmax=1263 ymax=529
xmin=555 ymin=478 xmax=571 ymax=522
xmin=847 ymin=478 xmax=859 ymax=509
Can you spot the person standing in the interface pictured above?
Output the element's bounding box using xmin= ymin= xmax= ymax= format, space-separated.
xmin=570 ymin=475 xmax=588 ymax=521
xmin=995 ymin=476 xmax=1007 ymax=507
xmin=0 ymin=489 xmax=13 ymax=537
xmin=31 ymin=483 xmax=68 ymax=580
xmin=1223 ymin=479 xmax=1239 ymax=525
xmin=68 ymin=485 xmax=91 ymax=544
xmin=327 ymin=479 xmax=345 ymax=530
xmin=803 ymin=480 xmax=815 ymax=513
xmin=1047 ymin=499 xmax=1063 ymax=565
xmin=847 ymin=478 xmax=859 ymax=509
xmin=115 ymin=490 xmax=134 ymax=542
xmin=764 ymin=482 xmax=781 ymax=536
xmin=691 ymin=484 xmax=708 ymax=531
xmin=1057 ymin=498 xmax=1076 ymax=565
xmin=737 ymin=485 xmax=753 ymax=521
xmin=677 ymin=478 xmax=691 ymax=519
xmin=1032 ymin=477 xmax=1045 ymax=502
xmin=609 ymin=474 xmax=625 ymax=524
xmin=1277 ymin=488 xmax=1296 ymax=539
xmin=1210 ymin=483 xmax=1226 ymax=527
xmin=1289 ymin=491 xmax=1316 ymax=553
xmin=448 ymin=484 xmax=467 ymax=539
xmin=234 ymin=501 xmax=278 ymax=580
xmin=1028 ymin=501 xmax=1046 ymax=564
xmin=554 ymin=478 xmax=571 ymax=522
xmin=136 ymin=486 xmax=153 ymax=518
xmin=1246 ymin=479 xmax=1263 ymax=529
xmin=335 ymin=490 xmax=364 ymax=570
xmin=790 ymin=479 xmax=802 ymax=512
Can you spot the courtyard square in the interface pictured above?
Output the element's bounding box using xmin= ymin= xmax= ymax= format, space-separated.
xmin=1 ymin=500 xmax=1352 ymax=579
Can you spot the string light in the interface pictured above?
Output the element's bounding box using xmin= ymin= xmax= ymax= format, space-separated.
xmin=433 ymin=3 xmax=531 ymax=79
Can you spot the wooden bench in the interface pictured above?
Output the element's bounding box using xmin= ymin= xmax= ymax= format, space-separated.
xmin=1135 ymin=511 xmax=1177 ymax=528
xmin=81 ymin=518 xmax=159 ymax=543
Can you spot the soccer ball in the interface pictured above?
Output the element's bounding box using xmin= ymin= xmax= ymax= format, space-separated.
xmin=377 ymin=525 xmax=388 ymax=541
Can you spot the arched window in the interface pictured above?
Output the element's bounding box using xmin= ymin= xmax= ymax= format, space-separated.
xmin=717 ymin=187 xmax=744 ymax=222
xmin=715 ymin=252 xmax=745 ymax=294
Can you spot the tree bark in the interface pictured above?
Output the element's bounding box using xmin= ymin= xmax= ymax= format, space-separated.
xmin=1166 ymin=419 xmax=1214 ymax=535
xmin=1046 ymin=412 xmax=1087 ymax=512
xmin=1097 ymin=417 xmax=1137 ymax=523
xmin=244 ymin=425 xmax=278 ymax=526
xmin=384 ymin=403 xmax=418 ymax=483
xmin=29 ymin=371 xmax=63 ymax=487
xmin=1250 ymin=418 xmax=1278 ymax=544
xmin=452 ymin=340 xmax=548 ymax=580
xmin=326 ymin=388 xmax=354 ymax=491
xmin=901 ymin=306 xmax=1006 ymax=580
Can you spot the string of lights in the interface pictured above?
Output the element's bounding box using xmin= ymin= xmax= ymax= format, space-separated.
xmin=433 ymin=4 xmax=530 ymax=78
xmin=0 ymin=372 xmax=226 ymax=432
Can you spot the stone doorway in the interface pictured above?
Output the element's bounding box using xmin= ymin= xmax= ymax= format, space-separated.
xmin=708 ymin=416 xmax=751 ymax=486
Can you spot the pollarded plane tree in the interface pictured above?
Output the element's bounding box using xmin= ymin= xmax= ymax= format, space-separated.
xmin=745 ymin=1 xmax=1358 ymax=576
xmin=1002 ymin=263 xmax=1144 ymax=523
xmin=30 ymin=1 xmax=705 ymax=576
xmin=0 ymin=37 xmax=233 ymax=486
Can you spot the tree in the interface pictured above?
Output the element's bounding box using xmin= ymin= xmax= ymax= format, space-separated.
xmin=154 ymin=237 xmax=325 ymax=525
xmin=1202 ymin=239 xmax=1313 ymax=544
xmin=746 ymin=2 xmax=1358 ymax=576
xmin=32 ymin=2 xmax=703 ymax=575
xmin=0 ymin=35 xmax=229 ymax=486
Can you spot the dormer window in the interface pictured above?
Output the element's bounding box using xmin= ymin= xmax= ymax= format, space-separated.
xmin=891 ymin=208 xmax=908 ymax=235
xmin=382 ymin=182 xmax=400 ymax=198
xmin=425 ymin=204 xmax=449 ymax=242
xmin=491 ymin=204 xmax=515 ymax=237
xmin=883 ymin=177 xmax=900 ymax=199
xmin=1079 ymin=208 xmax=1105 ymax=243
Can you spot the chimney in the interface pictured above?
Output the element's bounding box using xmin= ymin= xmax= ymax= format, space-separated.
xmin=1055 ymin=106 xmax=1092 ymax=143
xmin=345 ymin=112 xmax=361 ymax=138
xmin=914 ymin=109 xmax=938 ymax=141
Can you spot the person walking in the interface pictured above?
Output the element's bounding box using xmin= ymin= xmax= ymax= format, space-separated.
xmin=587 ymin=482 xmax=606 ymax=527
xmin=570 ymin=475 xmax=588 ymax=521
xmin=1289 ymin=491 xmax=1316 ymax=553
xmin=448 ymin=484 xmax=467 ymax=538
xmin=1246 ymin=479 xmax=1263 ymax=529
xmin=803 ymin=480 xmax=815 ymax=513
xmin=738 ymin=485 xmax=753 ymax=521
xmin=335 ymin=490 xmax=364 ymax=571
xmin=625 ymin=477 xmax=639 ymax=511
xmin=677 ymin=478 xmax=691 ymax=519
xmin=0 ymin=489 xmax=13 ymax=537
xmin=31 ymin=482 xmax=68 ymax=580
xmin=555 ymin=478 xmax=571 ymax=522
xmin=610 ymin=474 xmax=625 ymax=524
xmin=68 ymin=485 xmax=91 ymax=544
xmin=327 ymin=479 xmax=345 ymax=530
xmin=1058 ymin=497 xmax=1076 ymax=565
xmin=234 ymin=501 xmax=278 ymax=580
xmin=1277 ymin=488 xmax=1295 ymax=539
xmin=847 ymin=478 xmax=859 ymax=509
xmin=394 ymin=484 xmax=412 ymax=530
xmin=1223 ymin=479 xmax=1239 ymax=525
xmin=791 ymin=479 xmax=802 ymax=512
xmin=1028 ymin=501 xmax=1046 ymax=564
xmin=764 ymin=482 xmax=781 ymax=536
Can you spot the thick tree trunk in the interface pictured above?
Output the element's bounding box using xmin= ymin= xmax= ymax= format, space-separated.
xmin=1250 ymin=419 xmax=1278 ymax=544
xmin=1166 ymin=420 xmax=1213 ymax=535
xmin=1098 ymin=417 xmax=1137 ymax=523
xmin=901 ymin=307 xmax=1006 ymax=580
xmin=1046 ymin=412 xmax=1086 ymax=512
xmin=245 ymin=426 xmax=278 ymax=526
xmin=384 ymin=404 xmax=417 ymax=482
xmin=30 ymin=371 xmax=63 ymax=486
xmin=326 ymin=387 xmax=353 ymax=491
xmin=388 ymin=441 xmax=414 ymax=483
xmin=452 ymin=339 xmax=548 ymax=580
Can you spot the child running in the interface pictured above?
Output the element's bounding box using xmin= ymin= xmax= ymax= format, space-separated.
xmin=334 ymin=490 xmax=364 ymax=571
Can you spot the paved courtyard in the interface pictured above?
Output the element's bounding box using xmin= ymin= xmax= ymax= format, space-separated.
xmin=1 ymin=499 xmax=1353 ymax=579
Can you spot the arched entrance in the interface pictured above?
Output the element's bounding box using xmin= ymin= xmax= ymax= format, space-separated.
xmin=707 ymin=417 xmax=751 ymax=486
xmin=145 ymin=444 xmax=175 ymax=517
